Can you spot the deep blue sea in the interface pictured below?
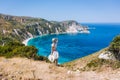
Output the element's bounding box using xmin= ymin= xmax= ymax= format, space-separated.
xmin=27 ymin=23 xmax=120 ymax=64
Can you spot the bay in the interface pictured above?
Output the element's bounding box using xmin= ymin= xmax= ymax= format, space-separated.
xmin=28 ymin=23 xmax=120 ymax=64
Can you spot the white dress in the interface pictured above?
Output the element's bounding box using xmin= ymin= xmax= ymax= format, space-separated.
xmin=48 ymin=43 xmax=59 ymax=62
xmin=51 ymin=43 xmax=59 ymax=59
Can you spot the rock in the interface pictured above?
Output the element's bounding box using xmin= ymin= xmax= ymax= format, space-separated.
xmin=15 ymin=71 xmax=23 ymax=74
xmin=12 ymin=63 xmax=16 ymax=65
xmin=19 ymin=77 xmax=22 ymax=80
xmin=98 ymin=51 xmax=116 ymax=60
xmin=75 ymin=70 xmax=80 ymax=73
xmin=67 ymin=70 xmax=72 ymax=74
xmin=0 ymin=73 xmax=3 ymax=76
xmin=11 ymin=75 xmax=15 ymax=78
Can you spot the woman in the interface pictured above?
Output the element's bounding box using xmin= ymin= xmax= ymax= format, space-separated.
xmin=51 ymin=38 xmax=59 ymax=66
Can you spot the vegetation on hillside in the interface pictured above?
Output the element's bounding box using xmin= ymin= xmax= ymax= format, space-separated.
xmin=0 ymin=41 xmax=48 ymax=61
xmin=83 ymin=58 xmax=120 ymax=71
xmin=109 ymin=35 xmax=120 ymax=60
xmin=0 ymin=14 xmax=82 ymax=45
xmin=83 ymin=35 xmax=120 ymax=71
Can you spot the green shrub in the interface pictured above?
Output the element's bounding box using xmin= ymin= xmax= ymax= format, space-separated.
xmin=109 ymin=35 xmax=120 ymax=60
xmin=83 ymin=58 xmax=120 ymax=71
xmin=0 ymin=41 xmax=48 ymax=61
xmin=86 ymin=58 xmax=107 ymax=68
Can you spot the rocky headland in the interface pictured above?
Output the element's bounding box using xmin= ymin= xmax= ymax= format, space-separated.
xmin=0 ymin=13 xmax=89 ymax=45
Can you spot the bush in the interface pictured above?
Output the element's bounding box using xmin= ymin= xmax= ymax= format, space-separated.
xmin=5 ymin=41 xmax=24 ymax=47
xmin=109 ymin=35 xmax=120 ymax=60
xmin=84 ymin=58 xmax=120 ymax=71
xmin=0 ymin=41 xmax=49 ymax=61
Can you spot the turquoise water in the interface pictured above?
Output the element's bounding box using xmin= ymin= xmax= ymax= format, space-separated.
xmin=28 ymin=23 xmax=120 ymax=64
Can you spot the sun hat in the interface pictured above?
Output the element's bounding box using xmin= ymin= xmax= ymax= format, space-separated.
xmin=52 ymin=38 xmax=58 ymax=43
xmin=48 ymin=54 xmax=55 ymax=62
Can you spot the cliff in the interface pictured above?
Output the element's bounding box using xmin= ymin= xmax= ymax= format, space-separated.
xmin=0 ymin=13 xmax=88 ymax=45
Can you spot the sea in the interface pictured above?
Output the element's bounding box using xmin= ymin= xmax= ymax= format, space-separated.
xmin=27 ymin=23 xmax=120 ymax=64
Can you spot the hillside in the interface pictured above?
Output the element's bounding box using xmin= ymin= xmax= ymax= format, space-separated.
xmin=0 ymin=48 xmax=120 ymax=80
xmin=63 ymin=35 xmax=120 ymax=70
xmin=0 ymin=13 xmax=88 ymax=45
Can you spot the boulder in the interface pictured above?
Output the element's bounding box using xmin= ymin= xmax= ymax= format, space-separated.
xmin=98 ymin=51 xmax=116 ymax=60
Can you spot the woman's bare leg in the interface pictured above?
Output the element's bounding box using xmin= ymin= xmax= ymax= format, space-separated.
xmin=55 ymin=59 xmax=58 ymax=66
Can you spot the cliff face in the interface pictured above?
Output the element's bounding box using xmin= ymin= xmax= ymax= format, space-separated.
xmin=0 ymin=13 xmax=87 ymax=45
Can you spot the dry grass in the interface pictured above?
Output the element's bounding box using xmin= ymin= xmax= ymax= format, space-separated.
xmin=63 ymin=48 xmax=108 ymax=70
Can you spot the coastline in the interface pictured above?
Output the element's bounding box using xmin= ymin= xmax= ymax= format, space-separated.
xmin=22 ymin=37 xmax=33 ymax=46
xmin=22 ymin=31 xmax=90 ymax=46
xmin=22 ymin=32 xmax=69 ymax=46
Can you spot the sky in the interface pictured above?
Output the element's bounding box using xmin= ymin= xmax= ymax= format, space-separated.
xmin=0 ymin=0 xmax=120 ymax=23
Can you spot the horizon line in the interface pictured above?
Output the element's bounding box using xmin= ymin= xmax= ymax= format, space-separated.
xmin=0 ymin=13 xmax=120 ymax=24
